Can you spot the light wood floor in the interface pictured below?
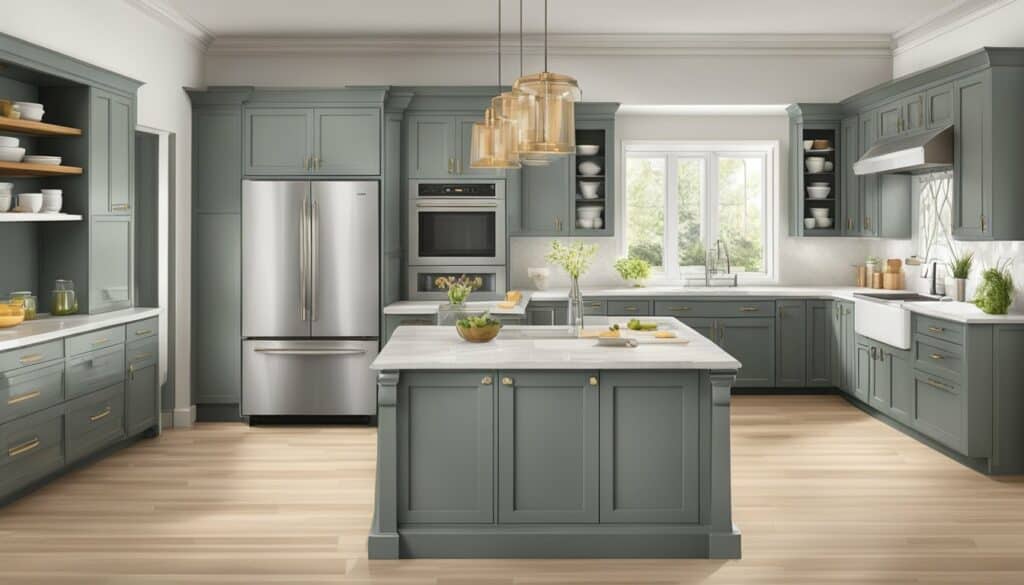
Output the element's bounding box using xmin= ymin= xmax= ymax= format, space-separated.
xmin=2 ymin=394 xmax=1023 ymax=584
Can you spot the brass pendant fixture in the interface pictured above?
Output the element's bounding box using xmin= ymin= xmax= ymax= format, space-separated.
xmin=470 ymin=0 xmax=521 ymax=169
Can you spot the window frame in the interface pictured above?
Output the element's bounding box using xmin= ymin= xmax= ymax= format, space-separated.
xmin=620 ymin=140 xmax=779 ymax=284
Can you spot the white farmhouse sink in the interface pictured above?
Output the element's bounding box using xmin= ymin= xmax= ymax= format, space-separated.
xmin=854 ymin=292 xmax=941 ymax=349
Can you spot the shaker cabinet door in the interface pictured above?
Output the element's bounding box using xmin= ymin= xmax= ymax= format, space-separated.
xmin=806 ymin=300 xmax=832 ymax=387
xmin=952 ymin=72 xmax=991 ymax=240
xmin=89 ymin=216 xmax=132 ymax=313
xmin=244 ymin=108 xmax=313 ymax=175
xmin=719 ymin=318 xmax=775 ymax=387
xmin=775 ymin=301 xmax=807 ymax=388
xmin=517 ymin=155 xmax=572 ymax=235
xmin=194 ymin=214 xmax=241 ymax=405
xmin=406 ymin=115 xmax=457 ymax=179
xmin=313 ymin=107 xmax=381 ymax=175
xmin=90 ymin=89 xmax=135 ymax=215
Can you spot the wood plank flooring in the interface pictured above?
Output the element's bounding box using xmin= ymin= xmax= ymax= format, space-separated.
xmin=1 ymin=394 xmax=1023 ymax=584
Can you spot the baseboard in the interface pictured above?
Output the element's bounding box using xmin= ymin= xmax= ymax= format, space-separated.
xmin=733 ymin=387 xmax=840 ymax=395
xmin=172 ymin=405 xmax=197 ymax=428
xmin=160 ymin=411 xmax=174 ymax=429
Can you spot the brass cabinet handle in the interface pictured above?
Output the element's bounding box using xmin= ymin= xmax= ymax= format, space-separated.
xmin=739 ymin=307 xmax=759 ymax=312
xmin=128 ymin=363 xmax=134 ymax=380
xmin=588 ymin=302 xmax=602 ymax=308
xmin=90 ymin=406 xmax=112 ymax=422
xmin=501 ymin=377 xmax=513 ymax=386
xmin=930 ymin=353 xmax=944 ymax=361
xmin=447 ymin=158 xmax=454 ymax=174
xmin=456 ymin=159 xmax=462 ymax=174
xmin=18 ymin=354 xmax=44 ymax=365
xmin=132 ymin=352 xmax=153 ymax=362
xmin=303 ymin=156 xmax=309 ymax=170
xmin=871 ymin=346 xmax=878 ymax=360
xmin=847 ymin=217 xmax=853 ymax=231
xmin=589 ymin=376 xmax=598 ymax=386
xmin=926 ymin=378 xmax=953 ymax=392
xmin=671 ymin=306 xmax=691 ymax=312
xmin=481 ymin=376 xmax=493 ymax=385
xmin=91 ymin=338 xmax=110 ymax=346
xmin=624 ymin=306 xmax=638 ymax=312
xmin=7 ymin=390 xmax=41 ymax=406
xmin=927 ymin=326 xmax=944 ymax=334
xmin=778 ymin=306 xmax=785 ymax=318
xmin=8 ymin=437 xmax=40 ymax=458
xmin=864 ymin=216 xmax=871 ymax=230
xmin=111 ymin=203 xmax=130 ymax=210
xmin=135 ymin=329 xmax=153 ymax=336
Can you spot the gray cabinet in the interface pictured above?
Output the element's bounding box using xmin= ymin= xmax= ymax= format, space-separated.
xmin=312 ymin=107 xmax=381 ymax=175
xmin=775 ymin=300 xmax=806 ymax=387
xmin=515 ymin=156 xmax=573 ymax=235
xmin=599 ymin=371 xmax=700 ymax=524
xmin=125 ymin=336 xmax=158 ymax=436
xmin=498 ymin=371 xmax=598 ymax=523
xmin=854 ymin=341 xmax=872 ymax=403
xmin=925 ymin=83 xmax=954 ymax=129
xmin=193 ymin=214 xmax=241 ymax=405
xmin=877 ymin=101 xmax=901 ymax=140
xmin=842 ymin=302 xmax=856 ymax=393
xmin=680 ymin=318 xmax=717 ymax=343
xmin=397 ymin=371 xmax=494 ymax=524
xmin=244 ymin=108 xmax=312 ymax=175
xmin=526 ymin=301 xmax=567 ymax=326
xmin=65 ymin=382 xmax=126 ymax=463
xmin=787 ymin=105 xmax=843 ymax=237
xmin=89 ymin=216 xmax=132 ymax=313
xmin=952 ymin=72 xmax=990 ymax=239
xmin=607 ymin=299 xmax=651 ymax=317
xmin=806 ymin=300 xmax=832 ymax=387
xmin=90 ymin=89 xmax=134 ymax=215
xmin=901 ymin=93 xmax=926 ymax=134
xmin=0 ymin=404 xmax=65 ymax=501
xmin=858 ymin=113 xmax=879 ymax=236
xmin=718 ymin=318 xmax=775 ymax=387
xmin=193 ymin=107 xmax=242 ymax=213
xmin=856 ymin=112 xmax=912 ymax=239
xmin=830 ymin=301 xmax=855 ymax=394
xmin=841 ymin=116 xmax=860 ymax=234
xmin=406 ymin=113 xmax=504 ymax=179
xmin=244 ymin=106 xmax=381 ymax=176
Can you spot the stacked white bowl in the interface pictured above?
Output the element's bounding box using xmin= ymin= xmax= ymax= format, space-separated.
xmin=0 ymin=136 xmax=25 ymax=162
xmin=809 ymin=207 xmax=832 ymax=228
xmin=0 ymin=182 xmax=12 ymax=212
xmin=41 ymin=189 xmax=62 ymax=213
xmin=15 ymin=102 xmax=44 ymax=122
xmin=576 ymin=204 xmax=603 ymax=229
xmin=16 ymin=193 xmax=43 ymax=213
xmin=578 ymin=180 xmax=601 ymax=199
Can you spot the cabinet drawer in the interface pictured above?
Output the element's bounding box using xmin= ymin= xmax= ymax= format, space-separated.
xmin=913 ymin=373 xmax=964 ymax=453
xmin=126 ymin=337 xmax=158 ymax=370
xmin=66 ymin=325 xmax=126 ymax=357
xmin=0 ymin=404 xmax=65 ymax=498
xmin=1 ymin=362 xmax=65 ymax=425
xmin=607 ymin=299 xmax=651 ymax=316
xmin=66 ymin=383 xmax=125 ymax=463
xmin=126 ymin=317 xmax=158 ymax=341
xmin=654 ymin=300 xmax=775 ymax=318
xmin=66 ymin=345 xmax=125 ymax=400
xmin=915 ymin=315 xmax=963 ymax=345
xmin=0 ymin=340 xmax=64 ymax=373
xmin=581 ymin=299 xmax=606 ymax=316
xmin=913 ymin=336 xmax=963 ymax=383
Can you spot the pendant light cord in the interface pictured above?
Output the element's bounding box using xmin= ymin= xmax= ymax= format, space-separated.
xmin=519 ymin=0 xmax=524 ymax=76
xmin=497 ymin=0 xmax=501 ymax=94
xmin=544 ymin=0 xmax=548 ymax=72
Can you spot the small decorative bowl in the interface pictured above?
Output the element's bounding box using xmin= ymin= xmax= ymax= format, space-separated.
xmin=0 ymin=301 xmax=26 ymax=328
xmin=456 ymin=323 xmax=502 ymax=343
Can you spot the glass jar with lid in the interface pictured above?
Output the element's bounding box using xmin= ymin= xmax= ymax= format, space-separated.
xmin=51 ymin=279 xmax=78 ymax=316
xmin=8 ymin=291 xmax=37 ymax=320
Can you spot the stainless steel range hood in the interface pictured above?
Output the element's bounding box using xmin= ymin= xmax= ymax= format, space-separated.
xmin=853 ymin=125 xmax=953 ymax=175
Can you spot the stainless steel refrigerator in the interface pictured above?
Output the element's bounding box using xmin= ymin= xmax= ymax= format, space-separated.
xmin=241 ymin=180 xmax=379 ymax=417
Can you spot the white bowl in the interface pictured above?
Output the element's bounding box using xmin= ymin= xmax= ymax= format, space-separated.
xmin=804 ymin=218 xmax=816 ymax=229
xmin=806 ymin=185 xmax=832 ymax=199
xmin=0 ymin=146 xmax=25 ymax=162
xmin=578 ymin=160 xmax=602 ymax=176
xmin=24 ymin=155 xmax=61 ymax=166
xmin=805 ymin=157 xmax=825 ymax=173
xmin=16 ymin=193 xmax=43 ymax=213
xmin=577 ymin=218 xmax=596 ymax=229
xmin=576 ymin=204 xmax=604 ymax=218
xmin=593 ymin=217 xmax=603 ymax=229
xmin=809 ymin=208 xmax=830 ymax=219
xmin=41 ymin=189 xmax=62 ymax=213
xmin=0 ymin=182 xmax=13 ymax=194
xmin=578 ymin=180 xmax=601 ymax=199
xmin=576 ymin=144 xmax=600 ymax=156
xmin=815 ymin=217 xmax=833 ymax=228
xmin=14 ymin=101 xmax=44 ymax=110
xmin=16 ymin=106 xmax=44 ymax=122
xmin=0 ymin=136 xmax=18 ymax=148
xmin=527 ymin=267 xmax=551 ymax=290
xmin=803 ymin=140 xmax=815 ymax=151
xmin=809 ymin=182 xmax=830 ymax=188
xmin=0 ymin=193 xmax=11 ymax=212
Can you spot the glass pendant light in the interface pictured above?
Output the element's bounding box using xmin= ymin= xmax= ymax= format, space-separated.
xmin=470 ymin=0 xmax=521 ymax=169
xmin=513 ymin=0 xmax=580 ymax=158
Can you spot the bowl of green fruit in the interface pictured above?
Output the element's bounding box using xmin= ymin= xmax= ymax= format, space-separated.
xmin=456 ymin=313 xmax=502 ymax=343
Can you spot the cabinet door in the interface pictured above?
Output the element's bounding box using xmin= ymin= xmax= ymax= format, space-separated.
xmin=868 ymin=345 xmax=891 ymax=412
xmin=455 ymin=115 xmax=506 ymax=178
xmin=829 ymin=302 xmax=844 ymax=389
xmin=877 ymin=102 xmax=902 ymax=140
xmin=194 ymin=214 xmax=241 ymax=405
xmin=841 ymin=116 xmax=860 ymax=234
xmin=398 ymin=372 xmax=494 ymax=524
xmin=680 ymin=318 xmax=717 ymax=343
xmin=519 ymin=156 xmax=572 ymax=235
xmin=244 ymin=108 xmax=313 ymax=175
xmin=842 ymin=303 xmax=857 ymax=393
xmin=806 ymin=300 xmax=832 ymax=387
xmin=406 ymin=115 xmax=457 ymax=179
xmin=902 ymin=94 xmax=925 ymax=134
xmin=925 ymin=83 xmax=954 ymax=129
xmin=859 ymin=114 xmax=879 ymax=236
xmin=526 ymin=302 xmax=567 ymax=326
xmin=499 ymin=371 xmax=598 ymax=523
xmin=719 ymin=318 xmax=775 ymax=387
xmin=312 ymin=107 xmax=381 ymax=175
xmin=854 ymin=342 xmax=872 ymax=403
xmin=775 ymin=301 xmax=806 ymax=388
xmin=125 ymin=338 xmax=158 ymax=436
xmin=599 ymin=371 xmax=700 ymax=524
xmin=193 ymin=107 xmax=242 ymax=213
xmin=90 ymin=90 xmax=134 ymax=215
xmin=952 ymin=72 xmax=991 ymax=239
xmin=887 ymin=346 xmax=914 ymax=425
xmin=90 ymin=216 xmax=132 ymax=313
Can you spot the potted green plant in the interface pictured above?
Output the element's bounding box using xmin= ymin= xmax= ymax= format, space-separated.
xmin=947 ymin=248 xmax=974 ymax=302
xmin=974 ymin=259 xmax=1015 ymax=315
xmin=546 ymin=240 xmax=598 ymax=335
xmin=614 ymin=257 xmax=652 ymax=287
xmin=434 ymin=275 xmax=483 ymax=325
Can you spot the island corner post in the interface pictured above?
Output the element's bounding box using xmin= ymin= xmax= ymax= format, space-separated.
xmin=368 ymin=355 xmax=741 ymax=559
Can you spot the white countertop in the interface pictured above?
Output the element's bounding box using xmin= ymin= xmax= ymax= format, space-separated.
xmin=372 ymin=317 xmax=741 ymax=371
xmin=897 ymin=300 xmax=1024 ymax=324
xmin=383 ymin=292 xmax=533 ymax=316
xmin=0 ymin=308 xmax=161 ymax=352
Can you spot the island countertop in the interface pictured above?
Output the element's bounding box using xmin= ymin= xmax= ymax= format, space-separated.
xmin=372 ymin=316 xmax=741 ymax=371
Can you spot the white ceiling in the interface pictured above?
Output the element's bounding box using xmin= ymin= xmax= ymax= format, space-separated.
xmin=159 ymin=0 xmax=961 ymax=38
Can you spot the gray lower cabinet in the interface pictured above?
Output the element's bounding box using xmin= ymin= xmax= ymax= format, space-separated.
xmin=0 ymin=361 xmax=65 ymax=425
xmin=526 ymin=302 xmax=567 ymax=326
xmin=193 ymin=214 xmax=241 ymax=405
xmin=805 ymin=300 xmax=832 ymax=387
xmin=498 ymin=372 xmax=598 ymax=523
xmin=599 ymin=371 xmax=700 ymax=523
xmin=854 ymin=340 xmax=872 ymax=404
xmin=718 ymin=318 xmax=775 ymax=387
xmin=680 ymin=318 xmax=717 ymax=345
xmin=839 ymin=301 xmax=856 ymax=393
xmin=775 ymin=300 xmax=806 ymax=387
xmin=607 ymin=299 xmax=651 ymax=317
xmin=582 ymin=299 xmax=607 ymax=316
xmin=90 ymin=215 xmax=133 ymax=313
xmin=65 ymin=383 xmax=126 ymax=463
xmin=125 ymin=337 xmax=159 ymax=436
xmin=397 ymin=371 xmax=494 ymax=523
xmin=0 ymin=404 xmax=65 ymax=499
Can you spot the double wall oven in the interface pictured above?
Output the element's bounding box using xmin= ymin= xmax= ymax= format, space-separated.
xmin=408 ymin=180 xmax=506 ymax=300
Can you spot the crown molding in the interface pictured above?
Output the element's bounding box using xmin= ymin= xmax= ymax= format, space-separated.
xmin=619 ymin=104 xmax=789 ymax=116
xmin=207 ymin=33 xmax=893 ymax=58
xmin=122 ymin=0 xmax=214 ymax=48
xmin=893 ymin=0 xmax=1016 ymax=55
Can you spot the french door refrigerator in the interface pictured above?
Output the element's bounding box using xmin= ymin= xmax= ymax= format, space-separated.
xmin=241 ymin=180 xmax=379 ymax=417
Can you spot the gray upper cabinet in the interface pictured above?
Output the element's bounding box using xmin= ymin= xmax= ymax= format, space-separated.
xmin=877 ymin=101 xmax=902 ymax=140
xmin=775 ymin=301 xmax=806 ymax=388
xmin=90 ymin=89 xmax=134 ymax=215
xmin=901 ymin=93 xmax=926 ymax=134
xmin=405 ymin=113 xmax=504 ymax=179
xmin=193 ymin=108 xmax=243 ymax=213
xmin=841 ymin=116 xmax=860 ymax=235
xmin=952 ymin=72 xmax=990 ymax=239
xmin=514 ymin=156 xmax=573 ymax=236
xmin=858 ymin=113 xmax=879 ymax=236
xmin=244 ymin=108 xmax=313 ymax=175
xmin=925 ymin=83 xmax=954 ymax=129
xmin=89 ymin=216 xmax=132 ymax=313
xmin=313 ymin=107 xmax=381 ymax=175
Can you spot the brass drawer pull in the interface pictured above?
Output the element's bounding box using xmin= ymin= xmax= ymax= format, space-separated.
xmin=111 ymin=203 xmax=131 ymax=210
xmin=8 ymin=437 xmax=41 ymax=458
xmin=589 ymin=376 xmax=598 ymax=386
xmin=501 ymin=377 xmax=513 ymax=386
xmin=131 ymin=353 xmax=154 ymax=363
xmin=623 ymin=306 xmax=638 ymax=312
xmin=926 ymin=378 xmax=953 ymax=392
xmin=18 ymin=354 xmax=44 ymax=365
xmin=671 ymin=306 xmax=691 ymax=312
xmin=7 ymin=390 xmax=41 ymax=406
xmin=930 ymin=353 xmax=944 ymax=361
xmin=90 ymin=406 xmax=112 ymax=422
xmin=134 ymin=329 xmax=153 ymax=336
xmin=91 ymin=338 xmax=111 ymax=346
xmin=739 ymin=307 xmax=760 ymax=312
xmin=481 ymin=376 xmax=493 ymax=385
xmin=927 ymin=326 xmax=945 ymax=334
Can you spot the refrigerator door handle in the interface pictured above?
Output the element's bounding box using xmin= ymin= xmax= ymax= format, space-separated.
xmin=311 ymin=198 xmax=319 ymax=322
xmin=252 ymin=348 xmax=368 ymax=356
xmin=299 ymin=198 xmax=307 ymax=321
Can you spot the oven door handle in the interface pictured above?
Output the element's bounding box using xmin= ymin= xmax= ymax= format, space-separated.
xmin=415 ymin=201 xmax=499 ymax=208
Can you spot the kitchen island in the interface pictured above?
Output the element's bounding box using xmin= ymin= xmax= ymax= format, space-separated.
xmin=368 ymin=317 xmax=742 ymax=559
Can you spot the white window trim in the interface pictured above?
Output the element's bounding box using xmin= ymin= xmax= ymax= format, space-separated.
xmin=619 ymin=140 xmax=779 ymax=285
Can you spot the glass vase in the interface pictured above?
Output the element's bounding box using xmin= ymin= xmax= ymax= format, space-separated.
xmin=568 ymin=276 xmax=584 ymax=336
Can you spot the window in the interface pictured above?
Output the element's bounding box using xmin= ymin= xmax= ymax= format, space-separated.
xmin=624 ymin=142 xmax=777 ymax=282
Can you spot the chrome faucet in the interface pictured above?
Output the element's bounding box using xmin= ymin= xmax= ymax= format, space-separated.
xmin=705 ymin=239 xmax=737 ymax=287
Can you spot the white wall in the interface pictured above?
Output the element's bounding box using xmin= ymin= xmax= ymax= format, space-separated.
xmin=1 ymin=0 xmax=205 ymax=423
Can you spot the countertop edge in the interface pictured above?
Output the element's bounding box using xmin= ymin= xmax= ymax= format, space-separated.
xmin=0 ymin=308 xmax=162 ymax=352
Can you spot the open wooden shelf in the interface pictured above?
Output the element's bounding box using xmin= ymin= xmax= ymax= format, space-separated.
xmin=0 ymin=212 xmax=82 ymax=223
xmin=0 ymin=160 xmax=83 ymax=177
xmin=0 ymin=117 xmax=82 ymax=137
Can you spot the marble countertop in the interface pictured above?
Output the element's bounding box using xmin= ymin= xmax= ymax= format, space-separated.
xmin=897 ymin=300 xmax=1024 ymax=324
xmin=383 ymin=292 xmax=533 ymax=316
xmin=372 ymin=317 xmax=741 ymax=371
xmin=0 ymin=308 xmax=161 ymax=352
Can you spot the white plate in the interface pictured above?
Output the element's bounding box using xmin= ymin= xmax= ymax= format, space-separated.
xmin=0 ymin=146 xmax=25 ymax=162
xmin=23 ymin=155 xmax=61 ymax=166
xmin=805 ymin=148 xmax=834 ymax=154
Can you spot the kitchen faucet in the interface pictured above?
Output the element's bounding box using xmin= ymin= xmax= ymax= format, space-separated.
xmin=705 ymin=239 xmax=737 ymax=287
